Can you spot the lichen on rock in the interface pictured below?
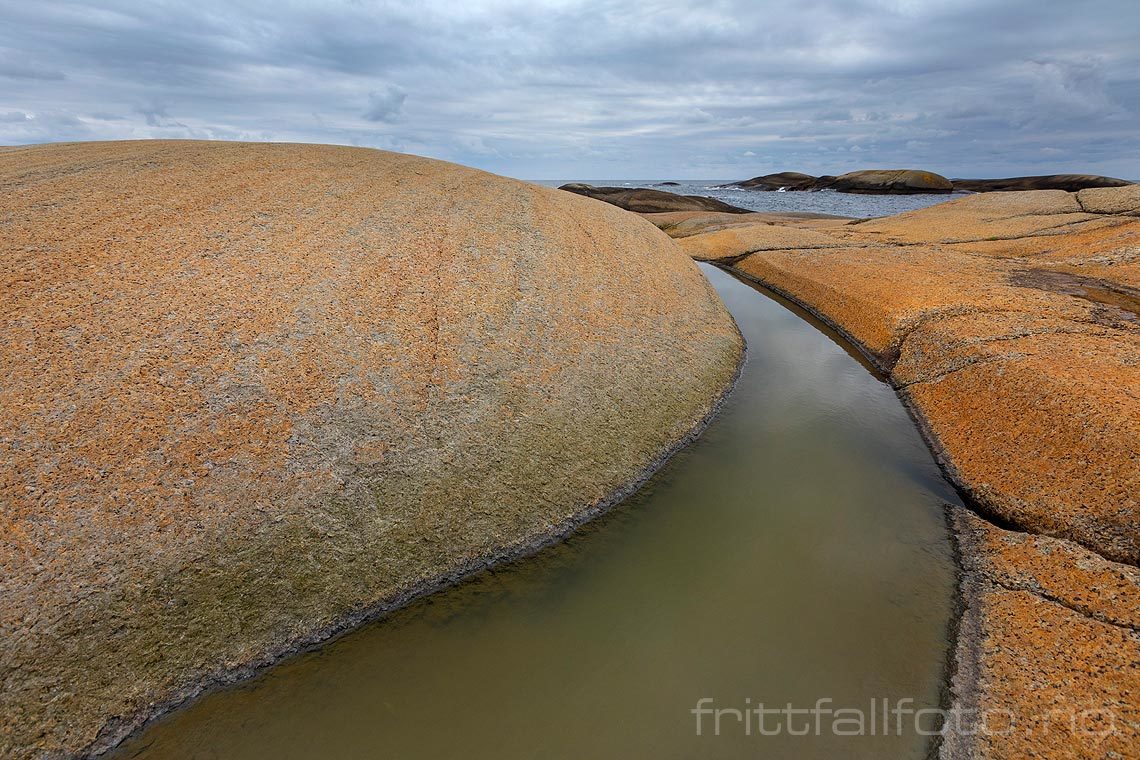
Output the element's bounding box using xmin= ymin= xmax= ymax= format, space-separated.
xmin=0 ymin=140 xmax=742 ymax=759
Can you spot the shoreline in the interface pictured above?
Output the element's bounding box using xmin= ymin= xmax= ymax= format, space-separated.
xmin=715 ymin=264 xmax=987 ymax=758
xmin=83 ymin=297 xmax=748 ymax=759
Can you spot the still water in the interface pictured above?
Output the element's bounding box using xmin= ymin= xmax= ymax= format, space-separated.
xmin=111 ymin=265 xmax=959 ymax=759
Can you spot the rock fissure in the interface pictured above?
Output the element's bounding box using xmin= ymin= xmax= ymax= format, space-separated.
xmin=984 ymin=576 xmax=1139 ymax=632
xmin=895 ymin=354 xmax=1008 ymax=388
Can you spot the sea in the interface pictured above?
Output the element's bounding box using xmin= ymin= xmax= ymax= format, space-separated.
xmin=529 ymin=179 xmax=959 ymax=218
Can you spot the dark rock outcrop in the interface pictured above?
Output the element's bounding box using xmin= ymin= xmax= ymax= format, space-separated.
xmin=728 ymin=172 xmax=1134 ymax=195
xmin=726 ymin=169 xmax=954 ymax=194
xmin=817 ymin=169 xmax=953 ymax=194
xmin=727 ymin=172 xmax=818 ymax=191
xmin=952 ymin=174 xmax=1133 ymax=193
xmin=558 ymin=183 xmax=751 ymax=213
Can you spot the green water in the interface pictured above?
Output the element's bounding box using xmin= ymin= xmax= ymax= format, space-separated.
xmin=111 ymin=265 xmax=959 ymax=759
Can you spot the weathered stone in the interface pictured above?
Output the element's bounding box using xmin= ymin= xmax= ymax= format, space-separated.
xmin=1078 ymin=184 xmax=1140 ymax=216
xmin=944 ymin=509 xmax=1139 ymax=760
xmin=0 ymin=141 xmax=743 ymax=759
xmin=694 ymin=192 xmax=1140 ymax=564
xmin=852 ymin=189 xmax=1092 ymax=243
xmin=677 ymin=224 xmax=848 ymax=262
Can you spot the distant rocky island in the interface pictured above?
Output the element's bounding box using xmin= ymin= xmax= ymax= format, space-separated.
xmin=723 ymin=169 xmax=1132 ymax=194
xmin=950 ymin=174 xmax=1135 ymax=192
xmin=727 ymin=169 xmax=954 ymax=194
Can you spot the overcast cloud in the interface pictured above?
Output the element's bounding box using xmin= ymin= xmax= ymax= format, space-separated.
xmin=1 ymin=0 xmax=1137 ymax=179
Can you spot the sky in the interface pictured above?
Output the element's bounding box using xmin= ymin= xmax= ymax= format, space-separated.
xmin=1 ymin=0 xmax=1138 ymax=180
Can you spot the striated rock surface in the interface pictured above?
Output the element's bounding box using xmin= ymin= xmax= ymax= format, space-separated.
xmin=1079 ymin=184 xmax=1140 ymax=216
xmin=944 ymin=509 xmax=1139 ymax=760
xmin=648 ymin=188 xmax=1140 ymax=758
xmin=672 ymin=223 xmax=846 ymax=262
xmin=557 ymin=183 xmax=751 ymax=213
xmin=0 ymin=141 xmax=743 ymax=759
xmin=954 ymin=174 xmax=1133 ymax=193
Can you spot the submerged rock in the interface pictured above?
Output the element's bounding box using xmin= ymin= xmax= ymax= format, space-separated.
xmin=953 ymin=174 xmax=1133 ymax=192
xmin=558 ymin=183 xmax=751 ymax=213
xmin=0 ymin=141 xmax=742 ymax=759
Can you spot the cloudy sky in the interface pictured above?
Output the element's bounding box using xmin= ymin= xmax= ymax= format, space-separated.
xmin=2 ymin=0 xmax=1138 ymax=179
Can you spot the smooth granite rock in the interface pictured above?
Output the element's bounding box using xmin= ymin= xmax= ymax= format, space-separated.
xmin=0 ymin=141 xmax=743 ymax=759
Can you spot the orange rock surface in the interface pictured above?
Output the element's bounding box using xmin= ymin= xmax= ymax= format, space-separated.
xmin=0 ymin=141 xmax=742 ymax=759
xmin=651 ymin=189 xmax=1140 ymax=759
xmin=946 ymin=510 xmax=1139 ymax=760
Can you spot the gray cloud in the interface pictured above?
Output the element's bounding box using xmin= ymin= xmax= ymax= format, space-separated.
xmin=138 ymin=103 xmax=181 ymax=128
xmin=0 ymin=0 xmax=1137 ymax=179
xmin=0 ymin=63 xmax=66 ymax=81
xmin=363 ymin=85 xmax=407 ymax=122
